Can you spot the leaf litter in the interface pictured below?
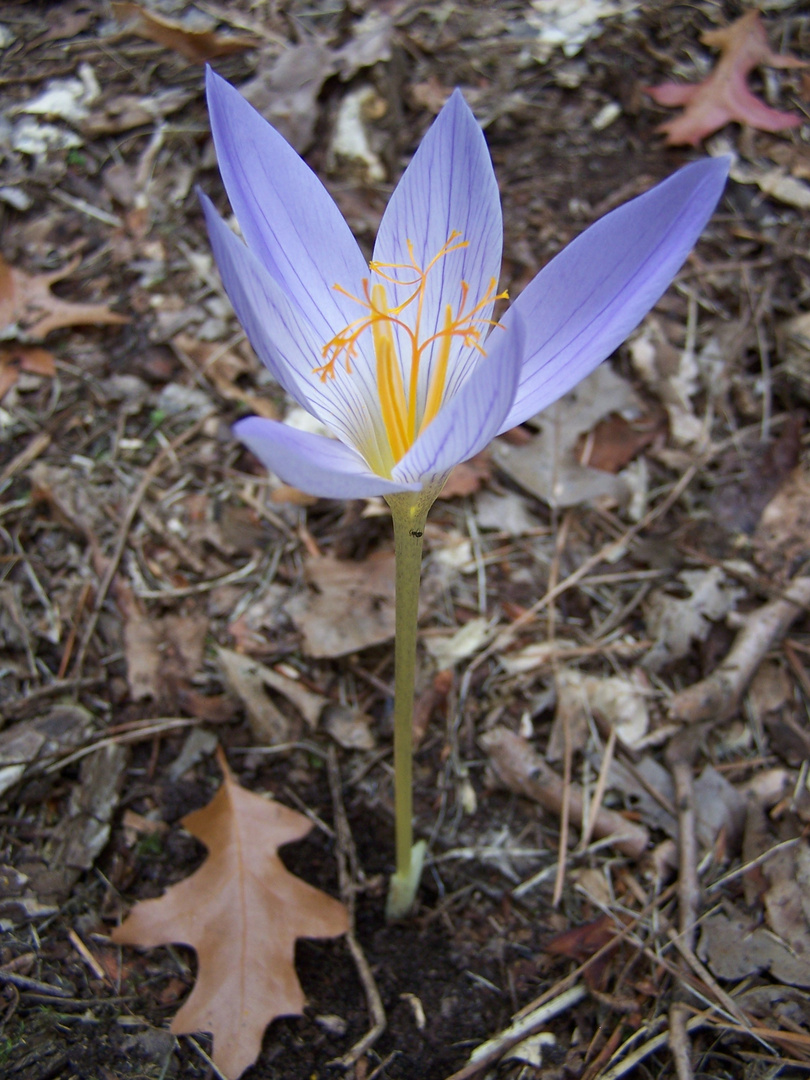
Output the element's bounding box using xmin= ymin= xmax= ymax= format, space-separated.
xmin=2 ymin=2 xmax=810 ymax=1078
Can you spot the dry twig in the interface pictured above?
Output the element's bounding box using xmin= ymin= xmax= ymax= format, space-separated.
xmin=664 ymin=729 xmax=702 ymax=1080
xmin=327 ymin=747 xmax=386 ymax=1068
xmin=480 ymin=727 xmax=649 ymax=858
xmin=669 ymin=575 xmax=810 ymax=723
xmin=443 ymin=984 xmax=586 ymax=1080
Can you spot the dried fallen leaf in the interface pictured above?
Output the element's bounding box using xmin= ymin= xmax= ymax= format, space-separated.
xmin=82 ymin=87 xmax=194 ymax=137
xmin=112 ymin=3 xmax=257 ymax=64
xmin=0 ymin=254 xmax=128 ymax=341
xmin=491 ymin=364 xmax=641 ymax=508
xmin=642 ymin=567 xmax=745 ymax=672
xmin=424 ymin=617 xmax=496 ymax=670
xmin=172 ymin=332 xmax=279 ymax=419
xmin=286 ymin=550 xmax=434 ymax=658
xmin=0 ymin=703 xmax=94 ymax=799
xmin=699 ymin=906 xmax=810 ymax=988
xmin=645 ymin=11 xmax=805 ymax=146
xmin=763 ymin=841 xmax=810 ymax=973
xmin=217 ymin=647 xmax=294 ymax=744
xmin=546 ymin=913 xmax=621 ymax=991
xmin=440 ymin=451 xmax=492 ymax=499
xmin=113 ymin=750 xmax=348 ymax=1080
xmin=0 ymin=345 xmax=55 ymax=399
xmin=547 ymin=668 xmax=649 ymax=760
xmin=218 ymin=645 xmax=326 ymax=737
xmin=753 ymin=466 xmax=810 ymax=584
xmin=241 ymin=42 xmax=338 ymax=154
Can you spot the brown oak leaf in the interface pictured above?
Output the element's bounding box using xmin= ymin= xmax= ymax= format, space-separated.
xmin=0 ymin=254 xmax=128 ymax=341
xmin=112 ymin=3 xmax=257 ymax=64
xmin=645 ymin=11 xmax=805 ymax=146
xmin=112 ymin=749 xmax=348 ymax=1079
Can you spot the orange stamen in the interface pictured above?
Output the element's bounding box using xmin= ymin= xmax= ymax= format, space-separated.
xmin=318 ymin=233 xmax=507 ymax=471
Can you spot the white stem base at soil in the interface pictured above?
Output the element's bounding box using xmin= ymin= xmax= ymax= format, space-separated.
xmin=386 ymin=839 xmax=427 ymax=920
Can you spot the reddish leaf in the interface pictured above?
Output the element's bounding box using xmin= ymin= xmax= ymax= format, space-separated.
xmin=0 ymin=254 xmax=128 ymax=341
xmin=440 ymin=450 xmax=492 ymax=498
xmin=0 ymin=345 xmax=56 ymax=399
xmin=112 ymin=750 xmax=348 ymax=1079
xmin=645 ymin=11 xmax=805 ymax=146
xmin=546 ymin=913 xmax=622 ymax=991
xmin=577 ymin=409 xmax=665 ymax=474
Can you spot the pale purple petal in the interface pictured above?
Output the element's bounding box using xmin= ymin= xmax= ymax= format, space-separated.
xmin=372 ymin=91 xmax=503 ymax=418
xmin=202 ymin=191 xmax=390 ymax=455
xmin=393 ymin=315 xmax=524 ymax=486
xmin=206 ymin=67 xmax=368 ymax=344
xmin=500 ymin=157 xmax=730 ymax=431
xmin=234 ymin=418 xmax=420 ymax=499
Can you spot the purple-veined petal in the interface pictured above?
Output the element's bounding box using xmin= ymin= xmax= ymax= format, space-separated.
xmin=499 ymin=156 xmax=729 ymax=431
xmin=372 ymin=90 xmax=503 ymax=418
xmin=201 ymin=190 xmax=390 ymax=456
xmin=234 ymin=417 xmax=420 ymax=499
xmin=393 ymin=314 xmax=524 ymax=486
xmin=206 ymin=67 xmax=368 ymax=344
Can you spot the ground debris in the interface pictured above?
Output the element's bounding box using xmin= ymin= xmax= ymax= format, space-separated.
xmin=642 ymin=566 xmax=745 ymax=672
xmin=0 ymin=2 xmax=808 ymax=1077
xmin=111 ymin=2 xmax=258 ymax=63
xmin=480 ymin=725 xmax=649 ymax=858
xmin=0 ymin=704 xmax=94 ymax=799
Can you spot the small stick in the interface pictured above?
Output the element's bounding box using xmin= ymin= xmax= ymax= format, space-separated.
xmin=68 ymin=928 xmax=106 ymax=981
xmin=57 ymin=581 xmax=93 ymax=679
xmin=665 ymin=730 xmax=701 ymax=953
xmin=480 ymin=727 xmax=648 ymax=859
xmin=598 ymin=1013 xmax=708 ymax=1080
xmin=0 ymin=431 xmax=51 ymax=485
xmin=0 ymin=969 xmax=73 ymax=998
xmin=184 ymin=1035 xmax=228 ymax=1080
xmin=582 ymin=724 xmax=618 ymax=850
xmin=326 ymin=747 xmax=386 ymax=1068
xmin=513 ymin=881 xmax=678 ymax=1024
xmin=443 ymin=985 xmax=587 ymax=1080
xmin=551 ymin=687 xmax=573 ymax=908
xmin=2 ymin=676 xmax=103 ymax=719
xmin=665 ymin=729 xmax=701 ymax=1080
xmin=669 ymin=1003 xmax=695 ymax=1080
xmin=669 ymin=576 xmax=810 ymax=724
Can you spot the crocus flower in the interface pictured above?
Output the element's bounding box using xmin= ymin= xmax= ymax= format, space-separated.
xmin=202 ymin=69 xmax=728 ymax=918
xmin=201 ymin=70 xmax=729 ymax=502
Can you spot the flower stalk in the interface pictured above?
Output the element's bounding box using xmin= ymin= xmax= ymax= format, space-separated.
xmin=384 ymin=490 xmax=437 ymax=918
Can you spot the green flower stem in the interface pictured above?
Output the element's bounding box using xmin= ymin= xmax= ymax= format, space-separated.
xmin=384 ymin=489 xmax=436 ymax=919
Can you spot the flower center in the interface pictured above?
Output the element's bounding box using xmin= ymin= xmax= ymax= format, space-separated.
xmin=317 ymin=233 xmax=506 ymax=474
